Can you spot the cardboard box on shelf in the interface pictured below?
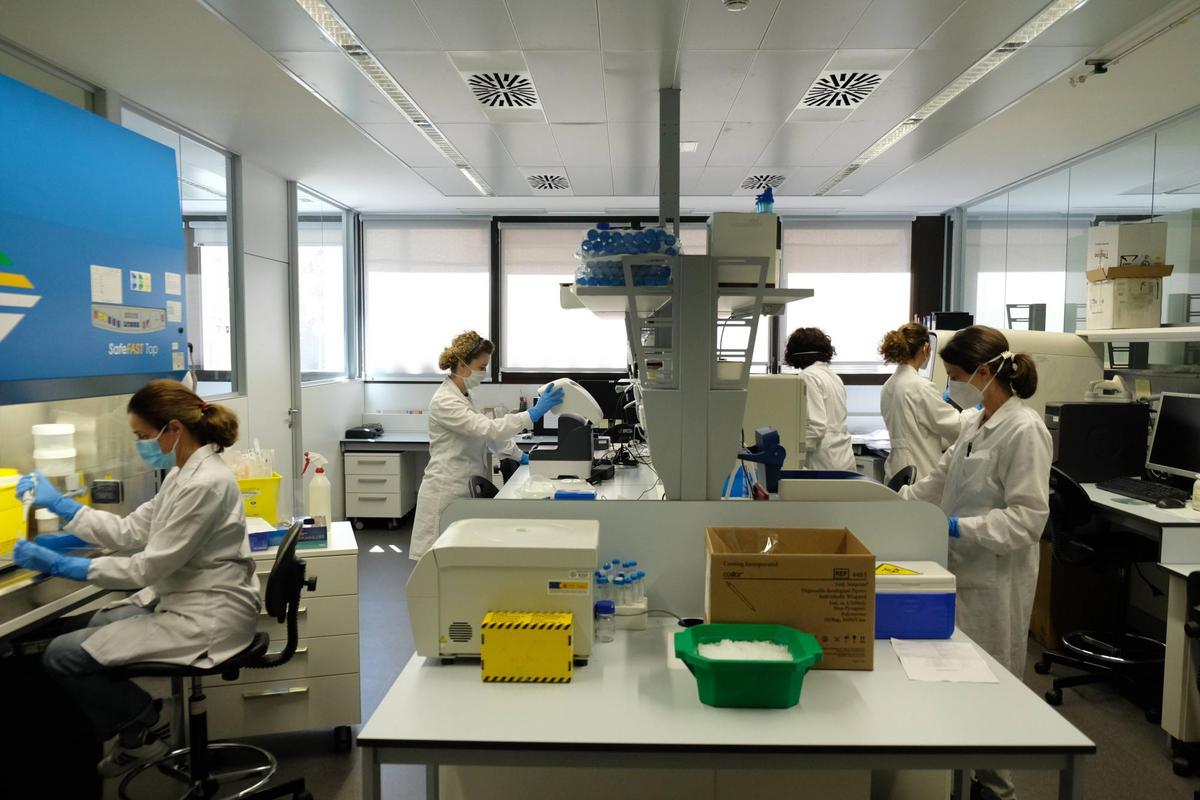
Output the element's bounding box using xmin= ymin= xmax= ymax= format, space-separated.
xmin=1086 ymin=222 xmax=1166 ymax=270
xmin=1085 ymin=263 xmax=1173 ymax=330
xmin=705 ymin=526 xmax=875 ymax=670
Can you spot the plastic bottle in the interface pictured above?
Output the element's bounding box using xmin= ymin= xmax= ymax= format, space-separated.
xmin=304 ymin=451 xmax=331 ymax=524
xmin=594 ymin=600 xmax=616 ymax=643
xmin=613 ymin=576 xmax=626 ymax=606
xmin=595 ymin=575 xmax=611 ymax=603
xmin=1193 ymin=474 xmax=1200 ymax=511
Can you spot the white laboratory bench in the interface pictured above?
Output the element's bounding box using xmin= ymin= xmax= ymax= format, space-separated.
xmin=359 ymin=618 xmax=1094 ymax=800
xmin=496 ymin=462 xmax=663 ymax=500
xmin=0 ymin=575 xmax=112 ymax=642
xmin=1082 ymin=483 xmax=1200 ymax=563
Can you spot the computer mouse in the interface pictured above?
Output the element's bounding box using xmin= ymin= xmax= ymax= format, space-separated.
xmin=1156 ymin=497 xmax=1187 ymax=509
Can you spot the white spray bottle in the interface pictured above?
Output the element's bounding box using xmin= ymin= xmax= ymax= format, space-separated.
xmin=303 ymin=451 xmax=331 ymax=525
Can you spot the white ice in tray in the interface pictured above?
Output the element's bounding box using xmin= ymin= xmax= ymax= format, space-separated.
xmin=696 ymin=639 xmax=792 ymax=661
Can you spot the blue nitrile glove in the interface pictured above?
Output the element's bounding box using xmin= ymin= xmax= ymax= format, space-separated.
xmin=948 ymin=516 xmax=961 ymax=539
xmin=520 ymin=451 xmax=530 ymax=465
xmin=942 ymin=387 xmax=951 ymax=404
xmin=13 ymin=540 xmax=91 ymax=581
xmin=17 ymin=470 xmax=84 ymax=521
xmin=32 ymin=533 xmax=89 ymax=553
xmin=529 ymin=386 xmax=565 ymax=423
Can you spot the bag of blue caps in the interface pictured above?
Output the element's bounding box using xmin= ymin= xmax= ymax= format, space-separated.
xmin=574 ymin=222 xmax=679 ymax=287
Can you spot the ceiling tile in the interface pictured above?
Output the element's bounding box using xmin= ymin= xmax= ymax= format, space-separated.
xmin=921 ymin=0 xmax=1048 ymax=52
xmin=762 ymin=0 xmax=872 ymax=49
xmin=599 ymin=0 xmax=688 ymax=52
xmin=726 ymin=51 xmax=833 ymax=123
xmin=608 ymin=123 xmax=657 ymax=166
xmin=551 ymin=123 xmax=609 ymax=167
xmin=695 ymin=167 xmax=749 ymax=195
xmin=438 ymin=124 xmax=518 ymax=166
xmin=826 ymin=49 xmax=912 ymax=73
xmin=708 ymin=121 xmax=779 ymax=167
xmin=678 ymin=51 xmax=755 ymax=122
xmin=822 ymin=163 xmax=896 ymax=196
xmin=410 ymin=0 xmax=519 ymax=50
xmin=680 ymin=0 xmax=781 ymax=50
xmin=806 ymin=120 xmax=890 ymax=166
xmin=324 ymin=0 xmax=437 ymax=51
xmin=360 ymin=122 xmax=448 ymax=168
xmin=603 ymin=51 xmax=677 ymax=123
xmin=679 ymin=121 xmax=722 ymax=168
xmin=525 ymin=51 xmax=605 ymax=123
xmin=506 ymin=0 xmax=599 ymax=50
xmin=206 ymin=0 xmax=337 ymax=53
xmin=474 ymin=164 xmax=536 ymax=195
xmin=275 ymin=51 xmax=404 ymax=124
xmin=612 ymin=164 xmax=656 ymax=196
xmin=679 ymin=167 xmax=704 ymax=194
xmin=565 ymin=166 xmax=614 ymax=196
xmin=841 ymin=0 xmax=964 ymax=49
xmin=770 ymin=166 xmax=841 ymax=195
xmin=491 ymin=123 xmax=561 ymax=166
xmin=412 ymin=166 xmax=482 ymax=196
xmin=1034 ymin=0 xmax=1175 ymax=47
xmin=756 ymin=122 xmax=841 ymax=166
xmin=375 ymin=52 xmax=488 ymax=122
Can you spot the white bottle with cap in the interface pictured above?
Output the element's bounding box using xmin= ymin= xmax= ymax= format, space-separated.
xmin=305 ymin=451 xmax=332 ymax=524
xmin=1192 ymin=473 xmax=1200 ymax=512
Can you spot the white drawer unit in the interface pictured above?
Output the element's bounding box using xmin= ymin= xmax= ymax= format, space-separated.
xmin=342 ymin=450 xmax=417 ymax=529
xmin=224 ymin=521 xmax=359 ymax=749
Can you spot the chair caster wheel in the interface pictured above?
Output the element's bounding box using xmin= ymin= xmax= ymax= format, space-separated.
xmin=1173 ymin=756 xmax=1192 ymax=776
xmin=334 ymin=725 xmax=353 ymax=753
xmin=1045 ymin=688 xmax=1063 ymax=706
xmin=1034 ymin=660 xmax=1051 ymax=675
xmin=353 ymin=519 xmax=365 ymax=531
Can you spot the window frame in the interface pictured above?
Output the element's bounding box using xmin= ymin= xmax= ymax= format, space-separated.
xmin=294 ymin=184 xmax=354 ymax=385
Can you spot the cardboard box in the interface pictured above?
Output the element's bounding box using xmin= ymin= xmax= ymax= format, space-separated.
xmin=1086 ymin=222 xmax=1166 ymax=269
xmin=1085 ymin=264 xmax=1173 ymax=330
xmin=705 ymin=527 xmax=875 ymax=670
xmin=708 ymin=212 xmax=780 ymax=286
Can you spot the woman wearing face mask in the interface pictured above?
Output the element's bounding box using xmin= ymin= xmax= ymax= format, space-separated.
xmin=785 ymin=327 xmax=857 ymax=472
xmin=900 ymin=326 xmax=1050 ymax=800
xmin=410 ymin=331 xmax=563 ymax=560
xmin=12 ymin=380 xmax=259 ymax=776
xmin=878 ymin=322 xmax=968 ymax=482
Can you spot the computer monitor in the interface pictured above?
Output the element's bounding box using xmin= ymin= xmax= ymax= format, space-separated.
xmin=1146 ymin=392 xmax=1200 ymax=479
xmin=919 ymin=332 xmax=938 ymax=381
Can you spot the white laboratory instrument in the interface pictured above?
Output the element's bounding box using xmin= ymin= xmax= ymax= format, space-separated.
xmin=537 ymin=378 xmax=605 ymax=425
xmin=406 ymin=518 xmax=599 ymax=661
xmin=743 ymin=374 xmax=808 ymax=470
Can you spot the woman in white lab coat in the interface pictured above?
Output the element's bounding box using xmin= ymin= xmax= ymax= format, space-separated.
xmin=900 ymin=326 xmax=1051 ymax=800
xmin=409 ymin=331 xmax=563 ymax=560
xmin=878 ymin=322 xmax=966 ymax=482
xmin=13 ymin=380 xmax=259 ymax=776
xmin=785 ymin=327 xmax=857 ymax=472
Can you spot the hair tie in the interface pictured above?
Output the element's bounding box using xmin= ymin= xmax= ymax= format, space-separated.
xmin=200 ymin=401 xmax=211 ymax=413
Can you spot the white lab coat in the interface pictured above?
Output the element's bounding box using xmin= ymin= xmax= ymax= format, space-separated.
xmin=67 ymin=444 xmax=261 ymax=667
xmin=410 ymin=379 xmax=532 ymax=560
xmin=901 ymin=396 xmax=1051 ymax=675
xmin=880 ymin=364 xmax=966 ymax=482
xmin=799 ymin=361 xmax=857 ymax=472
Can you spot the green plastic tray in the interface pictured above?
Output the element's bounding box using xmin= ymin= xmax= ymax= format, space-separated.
xmin=674 ymin=623 xmax=823 ymax=709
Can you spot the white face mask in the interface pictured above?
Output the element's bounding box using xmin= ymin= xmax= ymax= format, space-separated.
xmin=946 ymin=353 xmax=1005 ymax=409
xmin=461 ymin=368 xmax=485 ymax=390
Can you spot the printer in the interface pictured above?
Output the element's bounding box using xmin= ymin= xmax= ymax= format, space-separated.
xmin=1044 ymin=401 xmax=1149 ymax=483
xmin=406 ymin=518 xmax=598 ymax=662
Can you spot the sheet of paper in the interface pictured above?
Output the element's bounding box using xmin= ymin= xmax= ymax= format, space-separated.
xmin=166 ymin=300 xmax=183 ymax=322
xmin=165 ymin=271 xmax=182 ymax=296
xmin=90 ymin=265 xmax=123 ymax=304
xmin=891 ymin=639 xmax=999 ymax=684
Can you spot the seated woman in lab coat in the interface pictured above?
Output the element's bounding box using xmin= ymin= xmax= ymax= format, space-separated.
xmin=878 ymin=322 xmax=966 ymax=482
xmin=899 ymin=326 xmax=1051 ymax=800
xmin=785 ymin=327 xmax=857 ymax=472
xmin=409 ymin=330 xmax=563 ymax=561
xmin=13 ymin=380 xmax=259 ymax=776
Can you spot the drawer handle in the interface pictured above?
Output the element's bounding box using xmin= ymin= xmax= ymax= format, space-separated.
xmin=261 ymin=606 xmax=306 ymax=616
xmin=356 ymin=477 xmax=389 ymax=483
xmin=356 ymin=459 xmax=388 ymax=465
xmin=358 ymin=496 xmax=389 ymax=501
xmin=266 ymin=645 xmax=308 ymax=657
xmin=242 ymin=686 xmax=309 ymax=699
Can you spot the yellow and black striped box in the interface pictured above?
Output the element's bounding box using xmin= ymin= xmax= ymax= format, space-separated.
xmin=480 ymin=611 xmax=574 ymax=683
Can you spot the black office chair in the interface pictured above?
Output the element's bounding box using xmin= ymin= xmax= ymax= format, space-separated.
xmin=468 ymin=475 xmax=499 ymax=499
xmin=1034 ymin=466 xmax=1165 ymax=721
xmin=886 ymin=465 xmax=916 ymax=493
xmin=112 ymin=522 xmax=316 ymax=800
xmin=499 ymin=457 xmax=521 ymax=484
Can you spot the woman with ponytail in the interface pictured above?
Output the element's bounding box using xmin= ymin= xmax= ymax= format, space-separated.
xmin=878 ymin=322 xmax=967 ymax=482
xmin=13 ymin=380 xmax=259 ymax=776
xmin=899 ymin=326 xmax=1050 ymax=800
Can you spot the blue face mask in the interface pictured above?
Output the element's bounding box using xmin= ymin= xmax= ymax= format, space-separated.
xmin=136 ymin=424 xmax=178 ymax=470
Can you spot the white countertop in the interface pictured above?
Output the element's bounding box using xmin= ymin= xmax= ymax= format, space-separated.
xmin=1083 ymin=483 xmax=1200 ymax=526
xmin=1161 ymin=564 xmax=1200 ymax=579
xmin=497 ymin=463 xmax=663 ymax=501
xmin=359 ymin=619 xmax=1093 ymax=755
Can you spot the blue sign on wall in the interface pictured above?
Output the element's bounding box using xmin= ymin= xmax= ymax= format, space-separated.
xmin=0 ymin=73 xmax=187 ymax=394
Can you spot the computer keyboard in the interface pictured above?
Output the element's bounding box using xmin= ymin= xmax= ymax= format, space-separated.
xmin=1096 ymin=476 xmax=1189 ymax=504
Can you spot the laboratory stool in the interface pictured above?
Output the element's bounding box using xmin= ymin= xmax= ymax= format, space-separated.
xmin=110 ymin=522 xmax=315 ymax=800
xmin=885 ymin=465 xmax=915 ymax=493
xmin=1035 ymin=467 xmax=1164 ymax=722
xmin=468 ymin=474 xmax=499 ymax=498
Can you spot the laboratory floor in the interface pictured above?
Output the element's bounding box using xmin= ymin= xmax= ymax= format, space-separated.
xmin=106 ymin=521 xmax=1200 ymax=799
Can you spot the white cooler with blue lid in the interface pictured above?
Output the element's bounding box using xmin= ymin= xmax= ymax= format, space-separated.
xmin=875 ymin=561 xmax=956 ymax=640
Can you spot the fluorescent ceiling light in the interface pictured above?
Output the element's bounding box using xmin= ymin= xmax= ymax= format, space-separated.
xmin=679 ymin=141 xmax=700 ymax=153
xmin=292 ymin=0 xmax=493 ymax=197
xmin=815 ymin=0 xmax=1091 ymax=195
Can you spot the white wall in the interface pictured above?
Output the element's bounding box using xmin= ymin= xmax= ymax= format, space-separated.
xmin=300 ymin=379 xmax=364 ymax=521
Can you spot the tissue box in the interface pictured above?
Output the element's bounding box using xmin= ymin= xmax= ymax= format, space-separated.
xmin=246 ymin=516 xmax=328 ymax=551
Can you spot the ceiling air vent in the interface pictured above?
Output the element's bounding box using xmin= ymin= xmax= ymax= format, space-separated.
xmin=466 ymin=72 xmax=540 ymax=109
xmin=740 ymin=174 xmax=785 ymax=191
xmin=800 ymin=72 xmax=884 ymax=108
xmin=527 ymin=174 xmax=569 ymax=191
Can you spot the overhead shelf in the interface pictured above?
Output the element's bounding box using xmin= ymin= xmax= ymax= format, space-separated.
xmin=718 ymin=287 xmax=814 ymax=316
xmin=1080 ymin=325 xmax=1200 ymax=343
xmin=566 ymin=284 xmax=672 ymax=315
